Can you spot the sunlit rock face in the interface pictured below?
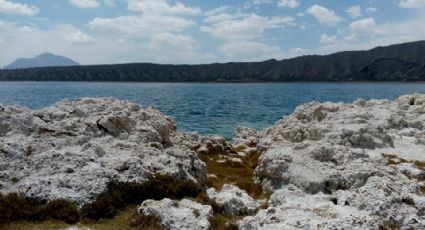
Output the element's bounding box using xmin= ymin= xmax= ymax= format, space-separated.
xmin=2 ymin=94 xmax=425 ymax=229
xmin=237 ymin=94 xmax=425 ymax=229
xmin=0 ymin=98 xmax=207 ymax=206
xmin=138 ymin=198 xmax=213 ymax=230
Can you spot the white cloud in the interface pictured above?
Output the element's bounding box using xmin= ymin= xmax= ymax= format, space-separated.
xmin=103 ymin=0 xmax=115 ymax=6
xmin=140 ymin=32 xmax=214 ymax=63
xmin=366 ymin=7 xmax=377 ymax=13
xmin=320 ymin=33 xmax=336 ymax=43
xmin=65 ymin=30 xmax=96 ymax=44
xmin=306 ymin=5 xmax=342 ymax=26
xmin=146 ymin=33 xmax=195 ymax=52
xmin=201 ymin=14 xmax=295 ymax=40
xmin=346 ymin=5 xmax=362 ymax=18
xmin=399 ymin=0 xmax=425 ymax=8
xmin=0 ymin=0 xmax=39 ymax=16
xmin=219 ymin=40 xmax=285 ymax=60
xmin=0 ymin=21 xmax=214 ymax=67
xmin=69 ymin=0 xmax=100 ymax=8
xmin=203 ymin=12 xmax=241 ymax=24
xmin=349 ymin=17 xmax=377 ymax=34
xmin=317 ymin=11 xmax=425 ymax=56
xmin=251 ymin=0 xmax=273 ymax=5
xmin=126 ymin=0 xmax=201 ymax=15
xmin=288 ymin=47 xmax=306 ymax=57
xmin=18 ymin=25 xmax=34 ymax=32
xmin=278 ymin=0 xmax=300 ymax=9
xmin=343 ymin=33 xmax=358 ymax=42
xmin=89 ymin=15 xmax=196 ymax=37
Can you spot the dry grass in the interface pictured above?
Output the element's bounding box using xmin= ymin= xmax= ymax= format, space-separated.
xmin=198 ymin=148 xmax=266 ymax=199
xmin=2 ymin=145 xmax=269 ymax=229
xmin=1 ymin=206 xmax=141 ymax=230
xmin=81 ymin=174 xmax=203 ymax=220
xmin=0 ymin=193 xmax=80 ymax=225
xmin=0 ymin=174 xmax=203 ymax=229
xmin=209 ymin=214 xmax=241 ymax=230
xmin=196 ymin=147 xmax=270 ymax=229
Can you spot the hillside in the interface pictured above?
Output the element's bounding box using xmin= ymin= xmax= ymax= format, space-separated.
xmin=1 ymin=41 xmax=425 ymax=81
xmin=3 ymin=53 xmax=80 ymax=70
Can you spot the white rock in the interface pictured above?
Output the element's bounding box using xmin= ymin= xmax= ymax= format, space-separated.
xmin=138 ymin=198 xmax=213 ymax=230
xmin=207 ymin=184 xmax=259 ymax=215
xmin=239 ymin=94 xmax=425 ymax=229
xmin=0 ymin=98 xmax=207 ymax=206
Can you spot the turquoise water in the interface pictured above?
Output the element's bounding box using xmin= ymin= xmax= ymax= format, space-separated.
xmin=1 ymin=82 xmax=425 ymax=139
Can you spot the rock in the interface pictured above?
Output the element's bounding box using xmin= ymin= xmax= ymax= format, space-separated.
xmin=239 ymin=185 xmax=378 ymax=229
xmin=138 ymin=198 xmax=213 ymax=230
xmin=197 ymin=135 xmax=228 ymax=154
xmin=0 ymin=98 xmax=207 ymax=206
xmin=207 ymin=184 xmax=259 ymax=215
xmin=239 ymin=94 xmax=425 ymax=229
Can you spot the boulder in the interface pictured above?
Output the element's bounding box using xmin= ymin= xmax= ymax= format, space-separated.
xmin=207 ymin=184 xmax=259 ymax=215
xmin=138 ymin=198 xmax=213 ymax=230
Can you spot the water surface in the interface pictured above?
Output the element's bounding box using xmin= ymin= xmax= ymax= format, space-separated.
xmin=1 ymin=82 xmax=425 ymax=138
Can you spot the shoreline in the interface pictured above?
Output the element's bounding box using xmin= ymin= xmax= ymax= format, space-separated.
xmin=1 ymin=94 xmax=425 ymax=229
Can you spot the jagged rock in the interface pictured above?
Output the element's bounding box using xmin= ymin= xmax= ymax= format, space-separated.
xmin=138 ymin=198 xmax=213 ymax=230
xmin=239 ymin=94 xmax=425 ymax=229
xmin=197 ymin=135 xmax=228 ymax=154
xmin=239 ymin=185 xmax=378 ymax=229
xmin=207 ymin=184 xmax=259 ymax=215
xmin=0 ymin=98 xmax=207 ymax=206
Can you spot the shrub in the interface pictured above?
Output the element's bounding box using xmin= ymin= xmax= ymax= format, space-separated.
xmin=0 ymin=193 xmax=80 ymax=224
xmin=209 ymin=214 xmax=239 ymax=230
xmin=81 ymin=174 xmax=203 ymax=220
xmin=130 ymin=212 xmax=165 ymax=230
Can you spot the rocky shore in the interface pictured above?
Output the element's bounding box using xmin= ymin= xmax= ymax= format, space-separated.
xmin=1 ymin=94 xmax=425 ymax=229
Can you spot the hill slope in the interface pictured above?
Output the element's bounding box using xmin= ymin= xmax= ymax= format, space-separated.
xmin=3 ymin=53 xmax=80 ymax=70
xmin=1 ymin=41 xmax=425 ymax=81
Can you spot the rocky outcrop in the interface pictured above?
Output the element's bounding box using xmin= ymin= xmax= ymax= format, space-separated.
xmin=0 ymin=98 xmax=207 ymax=206
xmin=207 ymin=184 xmax=259 ymax=215
xmin=138 ymin=198 xmax=213 ymax=230
xmin=2 ymin=94 xmax=425 ymax=229
xmin=238 ymin=94 xmax=425 ymax=229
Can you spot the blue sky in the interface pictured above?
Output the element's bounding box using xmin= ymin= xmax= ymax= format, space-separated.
xmin=0 ymin=0 xmax=425 ymax=66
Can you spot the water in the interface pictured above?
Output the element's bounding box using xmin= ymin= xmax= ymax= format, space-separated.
xmin=1 ymin=82 xmax=425 ymax=139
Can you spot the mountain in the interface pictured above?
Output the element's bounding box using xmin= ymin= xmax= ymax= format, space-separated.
xmin=1 ymin=41 xmax=425 ymax=81
xmin=3 ymin=53 xmax=80 ymax=69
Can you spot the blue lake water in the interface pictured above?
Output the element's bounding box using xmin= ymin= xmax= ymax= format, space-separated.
xmin=1 ymin=82 xmax=425 ymax=139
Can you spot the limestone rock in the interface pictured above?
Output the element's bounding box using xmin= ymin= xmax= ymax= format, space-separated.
xmin=207 ymin=184 xmax=259 ymax=215
xmin=0 ymin=98 xmax=206 ymax=206
xmin=239 ymin=94 xmax=425 ymax=229
xmin=138 ymin=198 xmax=213 ymax=230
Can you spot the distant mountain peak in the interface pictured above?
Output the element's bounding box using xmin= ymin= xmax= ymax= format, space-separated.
xmin=4 ymin=53 xmax=80 ymax=69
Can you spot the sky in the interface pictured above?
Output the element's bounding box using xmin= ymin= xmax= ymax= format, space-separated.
xmin=0 ymin=0 xmax=425 ymax=66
